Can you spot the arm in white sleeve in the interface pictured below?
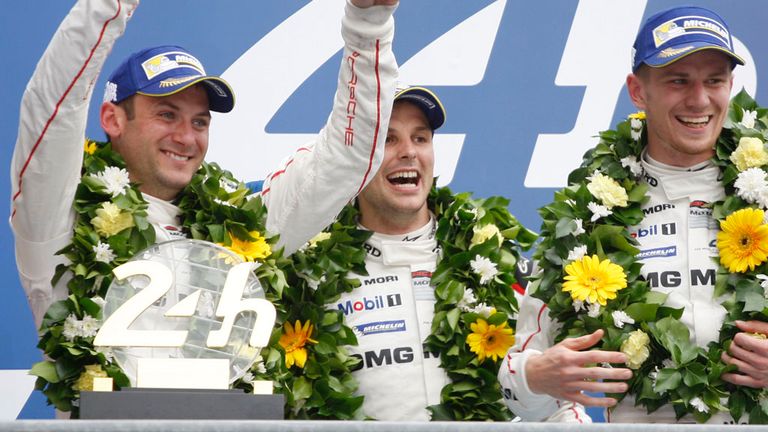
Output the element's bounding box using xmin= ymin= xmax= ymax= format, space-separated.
xmin=261 ymin=0 xmax=397 ymax=256
xmin=499 ymin=285 xmax=591 ymax=423
xmin=10 ymin=0 xmax=139 ymax=326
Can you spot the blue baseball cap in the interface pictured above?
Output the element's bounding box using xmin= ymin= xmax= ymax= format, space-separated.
xmin=631 ymin=6 xmax=744 ymax=72
xmin=394 ymin=86 xmax=446 ymax=131
xmin=103 ymin=45 xmax=235 ymax=113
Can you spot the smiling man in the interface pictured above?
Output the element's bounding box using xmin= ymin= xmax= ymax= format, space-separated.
xmin=334 ymin=86 xmax=449 ymax=420
xmin=498 ymin=5 xmax=768 ymax=424
xmin=11 ymin=0 xmax=398 ymax=330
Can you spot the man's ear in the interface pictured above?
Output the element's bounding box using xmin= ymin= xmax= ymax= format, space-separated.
xmin=626 ymin=73 xmax=647 ymax=111
xmin=100 ymin=102 xmax=124 ymax=139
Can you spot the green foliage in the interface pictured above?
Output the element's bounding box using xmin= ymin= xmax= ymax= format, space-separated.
xmin=529 ymin=91 xmax=768 ymax=423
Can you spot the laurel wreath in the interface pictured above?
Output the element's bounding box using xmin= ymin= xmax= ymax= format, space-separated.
xmin=529 ymin=89 xmax=768 ymax=423
xmin=29 ymin=141 xmax=536 ymax=421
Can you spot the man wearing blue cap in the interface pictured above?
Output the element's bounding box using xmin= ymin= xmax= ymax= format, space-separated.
xmin=11 ymin=0 xmax=398 ymax=330
xmin=499 ymin=5 xmax=766 ymax=423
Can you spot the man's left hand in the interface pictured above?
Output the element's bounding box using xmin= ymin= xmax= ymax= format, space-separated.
xmin=722 ymin=320 xmax=768 ymax=388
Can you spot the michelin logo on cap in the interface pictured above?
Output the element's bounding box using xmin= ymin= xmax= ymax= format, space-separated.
xmin=653 ymin=16 xmax=730 ymax=49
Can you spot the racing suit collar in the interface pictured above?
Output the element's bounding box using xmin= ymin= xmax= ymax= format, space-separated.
xmin=641 ymin=152 xmax=724 ymax=202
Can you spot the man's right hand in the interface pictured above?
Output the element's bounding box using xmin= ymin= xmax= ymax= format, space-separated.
xmin=526 ymin=329 xmax=633 ymax=407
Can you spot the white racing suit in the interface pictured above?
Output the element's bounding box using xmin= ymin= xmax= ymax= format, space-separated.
xmin=11 ymin=0 xmax=396 ymax=328
xmin=338 ymin=218 xmax=531 ymax=421
xmin=498 ymin=154 xmax=736 ymax=423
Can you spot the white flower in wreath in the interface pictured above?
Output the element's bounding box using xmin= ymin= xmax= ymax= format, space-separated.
xmin=62 ymin=314 xmax=80 ymax=342
xmin=690 ymin=397 xmax=709 ymax=413
xmin=567 ymin=244 xmax=588 ymax=262
xmin=573 ymin=218 xmax=586 ymax=236
xmin=587 ymin=201 xmax=612 ymax=222
xmin=471 ymin=302 xmax=494 ymax=318
xmin=573 ymin=300 xmax=585 ymax=313
xmin=91 ymin=296 xmax=106 ymax=309
xmin=470 ymin=255 xmax=498 ymax=285
xmin=756 ymin=274 xmax=768 ymax=298
xmin=587 ymin=302 xmax=601 ymax=318
xmin=630 ymin=128 xmax=642 ymax=141
xmin=457 ymin=287 xmax=478 ymax=312
xmin=741 ymin=109 xmax=758 ymax=129
xmin=92 ymin=241 xmax=116 ymax=263
xmin=734 ymin=167 xmax=768 ymax=204
xmin=662 ymin=358 xmax=676 ymax=369
xmin=620 ymin=156 xmax=643 ymax=177
xmin=587 ymin=171 xmax=628 ymax=208
xmin=630 ymin=117 xmax=643 ymax=131
xmin=612 ymin=310 xmax=636 ymax=329
xmin=731 ymin=137 xmax=768 ymax=172
xmin=80 ymin=315 xmax=100 ymax=338
xmin=94 ymin=166 xmax=131 ymax=198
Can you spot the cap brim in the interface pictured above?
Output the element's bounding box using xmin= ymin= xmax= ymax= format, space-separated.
xmin=642 ymin=41 xmax=745 ymax=70
xmin=394 ymin=87 xmax=446 ymax=130
xmin=136 ymin=75 xmax=235 ymax=113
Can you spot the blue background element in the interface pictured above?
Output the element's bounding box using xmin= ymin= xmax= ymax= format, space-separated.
xmin=1 ymin=0 xmax=765 ymax=420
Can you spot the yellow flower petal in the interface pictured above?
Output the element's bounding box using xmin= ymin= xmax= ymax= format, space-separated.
xmin=221 ymin=230 xmax=271 ymax=262
xmin=466 ymin=318 xmax=515 ymax=363
xmin=562 ymin=255 xmax=627 ymax=306
xmin=279 ymin=320 xmax=317 ymax=369
xmin=717 ymin=208 xmax=768 ymax=273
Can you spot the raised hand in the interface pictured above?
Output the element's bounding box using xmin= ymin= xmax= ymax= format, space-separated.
xmin=526 ymin=329 xmax=633 ymax=407
xmin=722 ymin=320 xmax=768 ymax=388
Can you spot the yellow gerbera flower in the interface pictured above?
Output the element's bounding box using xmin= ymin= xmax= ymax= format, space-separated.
xmin=562 ymin=255 xmax=627 ymax=306
xmin=466 ymin=318 xmax=515 ymax=363
xmin=279 ymin=320 xmax=318 ymax=368
xmin=223 ymin=230 xmax=271 ymax=262
xmin=84 ymin=139 xmax=97 ymax=155
xmin=717 ymin=208 xmax=768 ymax=273
xmin=628 ymin=111 xmax=646 ymax=120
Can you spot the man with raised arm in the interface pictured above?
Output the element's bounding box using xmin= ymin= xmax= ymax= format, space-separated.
xmin=11 ymin=0 xmax=398 ymax=329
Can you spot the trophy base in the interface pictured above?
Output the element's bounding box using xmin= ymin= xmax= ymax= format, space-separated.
xmin=80 ymin=388 xmax=284 ymax=419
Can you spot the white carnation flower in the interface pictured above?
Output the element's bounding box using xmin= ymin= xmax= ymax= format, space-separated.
xmin=587 ymin=302 xmax=601 ymax=318
xmin=62 ymin=314 xmax=81 ymax=342
xmin=620 ymin=156 xmax=643 ymax=176
xmin=573 ymin=218 xmax=586 ymax=236
xmin=757 ymin=274 xmax=768 ymax=298
xmin=95 ymin=166 xmax=131 ymax=198
xmin=742 ymin=109 xmax=758 ymax=129
xmin=630 ymin=117 xmax=643 ymax=131
xmin=630 ymin=128 xmax=642 ymax=141
xmin=92 ymin=241 xmax=116 ymax=263
xmin=470 ymin=255 xmax=499 ymax=285
xmin=567 ymin=245 xmax=588 ymax=262
xmin=572 ymin=300 xmax=585 ymax=313
xmin=472 ymin=302 xmax=494 ymax=318
xmin=612 ymin=310 xmax=636 ymax=329
xmin=80 ymin=314 xmax=100 ymax=338
xmin=253 ymin=354 xmax=267 ymax=374
xmin=734 ymin=167 xmax=768 ymax=204
xmin=588 ymin=201 xmax=612 ymax=222
xmin=690 ymin=397 xmax=709 ymax=413
xmin=457 ymin=288 xmax=478 ymax=312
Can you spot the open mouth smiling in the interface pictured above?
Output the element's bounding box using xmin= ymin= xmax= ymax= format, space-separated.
xmin=163 ymin=150 xmax=191 ymax=161
xmin=387 ymin=170 xmax=420 ymax=189
xmin=677 ymin=115 xmax=712 ymax=128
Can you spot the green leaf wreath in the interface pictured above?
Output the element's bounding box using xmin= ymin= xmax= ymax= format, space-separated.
xmin=426 ymin=187 xmax=537 ymax=420
xmin=529 ymin=89 xmax=768 ymax=423
xmin=30 ymin=140 xmax=536 ymax=421
xmin=31 ymin=140 xmax=366 ymax=419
